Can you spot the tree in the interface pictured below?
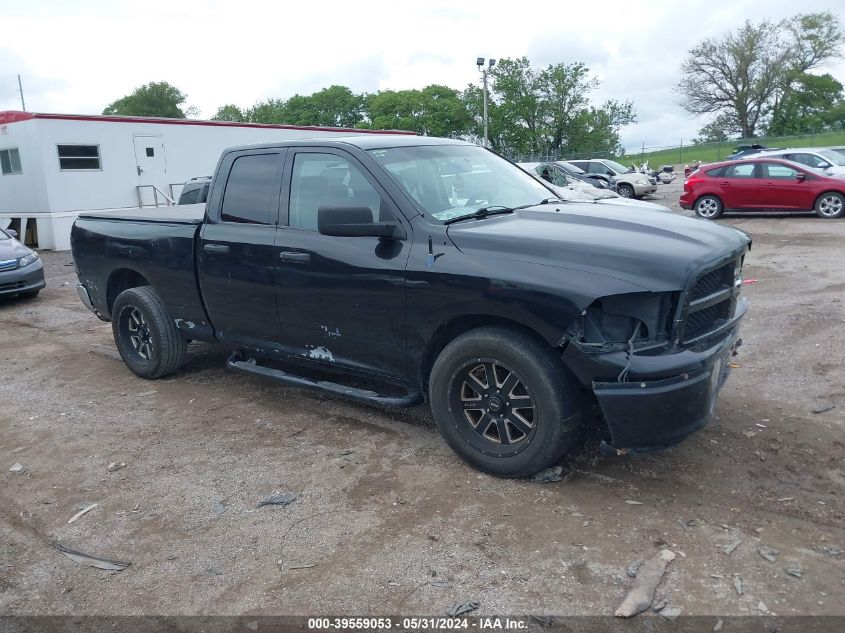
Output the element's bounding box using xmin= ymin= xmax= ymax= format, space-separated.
xmin=366 ymin=85 xmax=473 ymax=137
xmin=103 ymin=81 xmax=192 ymax=118
xmin=767 ymin=73 xmax=845 ymax=135
xmin=464 ymin=57 xmax=635 ymax=157
xmin=212 ymin=104 xmax=247 ymax=122
xmin=692 ymin=114 xmax=735 ymax=144
xmin=679 ymin=13 xmax=844 ymax=138
xmin=285 ymin=85 xmax=365 ymax=127
xmin=245 ymin=99 xmax=288 ymax=124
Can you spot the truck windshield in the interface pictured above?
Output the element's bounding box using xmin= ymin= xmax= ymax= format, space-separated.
xmin=368 ymin=145 xmax=552 ymax=222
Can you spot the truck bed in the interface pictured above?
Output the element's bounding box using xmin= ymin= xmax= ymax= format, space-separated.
xmin=78 ymin=203 xmax=205 ymax=224
xmin=71 ymin=211 xmax=211 ymax=340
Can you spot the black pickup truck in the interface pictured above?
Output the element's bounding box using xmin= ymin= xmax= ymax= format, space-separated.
xmin=71 ymin=136 xmax=750 ymax=477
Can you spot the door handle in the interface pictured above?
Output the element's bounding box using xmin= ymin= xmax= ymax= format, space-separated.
xmin=137 ymin=166 xmax=143 ymax=176
xmin=280 ymin=251 xmax=310 ymax=264
xmin=203 ymin=243 xmax=230 ymax=255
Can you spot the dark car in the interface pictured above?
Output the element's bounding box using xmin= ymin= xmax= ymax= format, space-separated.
xmin=680 ymin=157 xmax=845 ymax=219
xmin=177 ymin=176 xmax=211 ymax=205
xmin=71 ymin=136 xmax=750 ymax=477
xmin=725 ymin=144 xmax=781 ymax=161
xmin=0 ymin=227 xmax=45 ymax=299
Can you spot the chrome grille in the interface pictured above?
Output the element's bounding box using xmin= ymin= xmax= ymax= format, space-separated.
xmin=0 ymin=258 xmax=19 ymax=272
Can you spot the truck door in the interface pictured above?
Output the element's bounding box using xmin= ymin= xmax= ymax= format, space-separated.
xmin=198 ymin=149 xmax=285 ymax=348
xmin=274 ymin=148 xmax=410 ymax=379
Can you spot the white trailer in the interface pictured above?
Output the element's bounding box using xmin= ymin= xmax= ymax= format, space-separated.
xmin=0 ymin=111 xmax=411 ymax=250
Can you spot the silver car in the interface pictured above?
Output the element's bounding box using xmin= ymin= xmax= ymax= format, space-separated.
xmin=0 ymin=227 xmax=45 ymax=299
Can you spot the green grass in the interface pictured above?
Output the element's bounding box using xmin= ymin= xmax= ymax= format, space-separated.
xmin=620 ymin=130 xmax=845 ymax=167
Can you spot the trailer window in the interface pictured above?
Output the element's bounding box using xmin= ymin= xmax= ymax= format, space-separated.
xmin=57 ymin=145 xmax=101 ymax=170
xmin=0 ymin=148 xmax=22 ymax=175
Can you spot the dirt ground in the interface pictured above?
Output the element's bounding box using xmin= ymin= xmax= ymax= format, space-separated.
xmin=1 ymin=181 xmax=844 ymax=617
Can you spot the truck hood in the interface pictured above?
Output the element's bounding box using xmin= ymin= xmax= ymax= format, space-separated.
xmin=446 ymin=204 xmax=750 ymax=292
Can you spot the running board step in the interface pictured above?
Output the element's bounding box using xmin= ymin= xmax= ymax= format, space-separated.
xmin=226 ymin=353 xmax=423 ymax=408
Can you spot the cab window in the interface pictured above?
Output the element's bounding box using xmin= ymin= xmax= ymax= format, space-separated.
xmin=221 ymin=154 xmax=279 ymax=224
xmin=288 ymin=153 xmax=389 ymax=231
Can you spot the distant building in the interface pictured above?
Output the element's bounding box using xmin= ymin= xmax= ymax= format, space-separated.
xmin=0 ymin=111 xmax=410 ymax=250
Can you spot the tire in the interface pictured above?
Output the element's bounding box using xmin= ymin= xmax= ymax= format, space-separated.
xmin=694 ymin=195 xmax=723 ymax=219
xmin=111 ymin=286 xmax=187 ymax=379
xmin=617 ymin=183 xmax=635 ymax=198
xmin=814 ymin=191 xmax=845 ymax=219
xmin=429 ymin=327 xmax=581 ymax=478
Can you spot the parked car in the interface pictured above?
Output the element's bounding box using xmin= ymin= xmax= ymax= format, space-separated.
xmin=725 ymin=144 xmax=780 ymax=160
xmin=553 ymin=161 xmax=617 ymax=190
xmin=567 ymin=159 xmax=657 ymax=198
xmin=71 ymin=136 xmax=750 ymax=477
xmin=743 ymin=148 xmax=845 ymax=177
xmin=177 ymin=176 xmax=211 ymax=205
xmin=518 ymin=162 xmax=670 ymax=212
xmin=518 ymin=161 xmax=615 ymax=191
xmin=0 ymin=227 xmax=45 ymax=298
xmin=680 ymin=157 xmax=845 ymax=219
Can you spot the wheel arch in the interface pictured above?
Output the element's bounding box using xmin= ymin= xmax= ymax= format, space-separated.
xmin=418 ymin=315 xmax=558 ymax=390
xmin=813 ymin=189 xmax=845 ymax=209
xmin=694 ymin=192 xmax=723 ymax=208
xmin=106 ymin=268 xmax=150 ymax=317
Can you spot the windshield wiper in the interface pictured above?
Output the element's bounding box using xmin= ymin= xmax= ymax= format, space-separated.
xmin=444 ymin=198 xmax=561 ymax=225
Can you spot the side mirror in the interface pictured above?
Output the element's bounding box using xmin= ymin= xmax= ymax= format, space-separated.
xmin=317 ymin=206 xmax=405 ymax=240
xmin=6 ymin=229 xmax=17 ymax=238
xmin=796 ymin=172 xmax=807 ymax=182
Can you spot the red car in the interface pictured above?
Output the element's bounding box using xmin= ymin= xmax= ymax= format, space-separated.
xmin=680 ymin=158 xmax=845 ymax=219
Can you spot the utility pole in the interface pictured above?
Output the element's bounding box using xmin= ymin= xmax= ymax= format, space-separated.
xmin=17 ymin=74 xmax=26 ymax=111
xmin=476 ymin=58 xmax=496 ymax=148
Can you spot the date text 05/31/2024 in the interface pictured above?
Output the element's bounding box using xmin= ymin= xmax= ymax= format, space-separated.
xmin=307 ymin=617 xmax=529 ymax=630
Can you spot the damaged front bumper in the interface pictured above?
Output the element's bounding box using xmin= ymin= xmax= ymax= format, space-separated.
xmin=563 ymin=298 xmax=746 ymax=451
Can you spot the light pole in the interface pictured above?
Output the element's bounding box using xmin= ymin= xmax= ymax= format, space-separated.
xmin=476 ymin=57 xmax=496 ymax=148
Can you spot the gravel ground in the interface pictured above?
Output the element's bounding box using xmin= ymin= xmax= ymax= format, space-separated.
xmin=1 ymin=181 xmax=844 ymax=617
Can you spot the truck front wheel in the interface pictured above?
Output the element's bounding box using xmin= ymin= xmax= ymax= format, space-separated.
xmin=429 ymin=327 xmax=581 ymax=478
xmin=112 ymin=286 xmax=187 ymax=379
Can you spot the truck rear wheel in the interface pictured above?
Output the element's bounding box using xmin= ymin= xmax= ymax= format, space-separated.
xmin=429 ymin=327 xmax=581 ymax=478
xmin=112 ymin=286 xmax=187 ymax=379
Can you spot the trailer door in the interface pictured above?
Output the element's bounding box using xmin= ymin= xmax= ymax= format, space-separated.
xmin=133 ymin=135 xmax=168 ymax=205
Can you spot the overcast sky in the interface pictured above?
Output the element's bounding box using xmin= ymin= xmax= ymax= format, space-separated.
xmin=2 ymin=0 xmax=844 ymax=151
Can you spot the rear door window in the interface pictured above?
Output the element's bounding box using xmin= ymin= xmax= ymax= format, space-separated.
xmin=724 ymin=163 xmax=757 ymax=178
xmin=221 ymin=153 xmax=280 ymax=224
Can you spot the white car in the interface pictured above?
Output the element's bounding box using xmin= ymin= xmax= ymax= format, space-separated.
xmin=742 ymin=148 xmax=845 ymax=177
xmin=566 ymin=159 xmax=658 ymax=198
xmin=517 ymin=162 xmax=670 ymax=212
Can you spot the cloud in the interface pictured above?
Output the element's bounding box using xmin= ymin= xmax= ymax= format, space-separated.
xmin=0 ymin=48 xmax=69 ymax=111
xmin=1 ymin=0 xmax=843 ymax=148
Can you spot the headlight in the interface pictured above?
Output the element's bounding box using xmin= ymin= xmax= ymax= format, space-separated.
xmin=569 ymin=291 xmax=679 ymax=348
xmin=18 ymin=251 xmax=39 ymax=267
